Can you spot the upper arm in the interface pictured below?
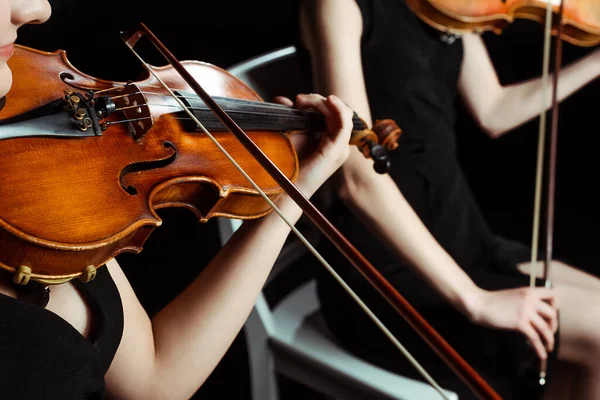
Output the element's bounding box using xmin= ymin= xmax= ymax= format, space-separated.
xmin=299 ymin=0 xmax=386 ymax=191
xmin=299 ymin=0 xmax=372 ymax=126
xmin=457 ymin=34 xmax=504 ymax=131
xmin=104 ymin=258 xmax=157 ymax=399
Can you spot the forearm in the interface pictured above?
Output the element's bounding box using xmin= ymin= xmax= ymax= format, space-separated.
xmin=147 ymin=181 xmax=315 ymax=399
xmin=489 ymin=50 xmax=600 ymax=136
xmin=339 ymin=158 xmax=482 ymax=315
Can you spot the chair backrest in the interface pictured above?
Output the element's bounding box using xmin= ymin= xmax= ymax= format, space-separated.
xmin=227 ymin=45 xmax=311 ymax=101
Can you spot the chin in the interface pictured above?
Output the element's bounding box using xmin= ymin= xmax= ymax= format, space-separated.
xmin=0 ymin=63 xmax=12 ymax=99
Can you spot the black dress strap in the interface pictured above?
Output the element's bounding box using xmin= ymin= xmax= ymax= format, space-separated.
xmin=73 ymin=265 xmax=124 ymax=374
xmin=0 ymin=265 xmax=123 ymax=399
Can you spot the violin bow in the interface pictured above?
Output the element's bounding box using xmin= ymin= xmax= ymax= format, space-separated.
xmin=529 ymin=0 xmax=565 ymax=387
xmin=120 ymin=23 xmax=501 ymax=400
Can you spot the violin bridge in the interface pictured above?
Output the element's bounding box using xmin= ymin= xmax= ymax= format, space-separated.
xmin=117 ymin=84 xmax=151 ymax=140
xmin=373 ymin=119 xmax=402 ymax=151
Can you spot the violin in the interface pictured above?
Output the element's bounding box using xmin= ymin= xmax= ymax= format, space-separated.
xmin=405 ymin=0 xmax=600 ymax=46
xmin=0 ymin=44 xmax=400 ymax=285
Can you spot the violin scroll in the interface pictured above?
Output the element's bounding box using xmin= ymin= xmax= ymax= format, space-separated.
xmin=374 ymin=119 xmax=401 ymax=151
xmin=349 ymin=117 xmax=401 ymax=174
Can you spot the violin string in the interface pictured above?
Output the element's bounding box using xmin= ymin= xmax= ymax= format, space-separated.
xmin=105 ymin=114 xmax=264 ymax=127
xmin=105 ymin=115 xmax=226 ymax=127
xmin=105 ymin=114 xmax=313 ymax=128
xmin=113 ymin=102 xmax=282 ymax=113
xmin=113 ymin=102 xmax=321 ymax=121
xmin=104 ymin=116 xmax=153 ymax=126
xmin=114 ymin=104 xmax=147 ymax=112
xmin=110 ymin=92 xmax=138 ymax=101
xmin=93 ymin=86 xmax=126 ymax=95
xmin=102 ymin=83 xmax=295 ymax=110
xmin=131 ymin=81 xmax=296 ymax=104
xmin=122 ymin=39 xmax=450 ymax=400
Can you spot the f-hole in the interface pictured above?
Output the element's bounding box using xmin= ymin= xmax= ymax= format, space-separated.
xmin=119 ymin=141 xmax=177 ymax=195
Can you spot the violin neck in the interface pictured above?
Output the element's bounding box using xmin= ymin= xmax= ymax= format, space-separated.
xmin=178 ymin=94 xmax=367 ymax=133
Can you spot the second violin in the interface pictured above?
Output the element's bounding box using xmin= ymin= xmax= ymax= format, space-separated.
xmin=405 ymin=0 xmax=600 ymax=46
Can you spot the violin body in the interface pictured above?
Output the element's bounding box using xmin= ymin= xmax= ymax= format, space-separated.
xmin=406 ymin=0 xmax=600 ymax=46
xmin=0 ymin=45 xmax=298 ymax=284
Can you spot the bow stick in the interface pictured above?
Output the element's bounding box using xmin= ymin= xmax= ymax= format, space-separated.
xmin=530 ymin=0 xmax=565 ymax=388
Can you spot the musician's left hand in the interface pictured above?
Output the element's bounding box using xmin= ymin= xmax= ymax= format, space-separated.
xmin=273 ymin=93 xmax=352 ymax=196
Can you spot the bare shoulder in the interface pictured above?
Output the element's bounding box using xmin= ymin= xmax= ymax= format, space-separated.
xmin=298 ymin=0 xmax=363 ymax=52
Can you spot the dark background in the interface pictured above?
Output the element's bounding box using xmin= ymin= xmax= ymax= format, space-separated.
xmin=15 ymin=1 xmax=600 ymax=398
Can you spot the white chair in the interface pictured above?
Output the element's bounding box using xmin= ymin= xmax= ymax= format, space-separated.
xmin=219 ymin=46 xmax=458 ymax=400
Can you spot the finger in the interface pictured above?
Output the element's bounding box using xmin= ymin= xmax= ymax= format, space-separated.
xmin=530 ymin=312 xmax=555 ymax=352
xmin=324 ymin=95 xmax=353 ymax=140
xmin=294 ymin=93 xmax=330 ymax=117
xmin=537 ymin=301 xmax=559 ymax=333
xmin=295 ymin=94 xmax=353 ymax=149
xmin=522 ymin=323 xmax=548 ymax=360
xmin=534 ymin=288 xmax=557 ymax=307
xmin=272 ymin=96 xmax=293 ymax=106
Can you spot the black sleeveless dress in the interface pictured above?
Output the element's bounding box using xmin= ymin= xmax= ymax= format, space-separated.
xmin=295 ymin=0 xmax=556 ymax=398
xmin=0 ymin=267 xmax=124 ymax=399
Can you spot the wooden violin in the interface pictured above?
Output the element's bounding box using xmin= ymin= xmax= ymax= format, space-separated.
xmin=405 ymin=0 xmax=600 ymax=46
xmin=0 ymin=44 xmax=400 ymax=285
